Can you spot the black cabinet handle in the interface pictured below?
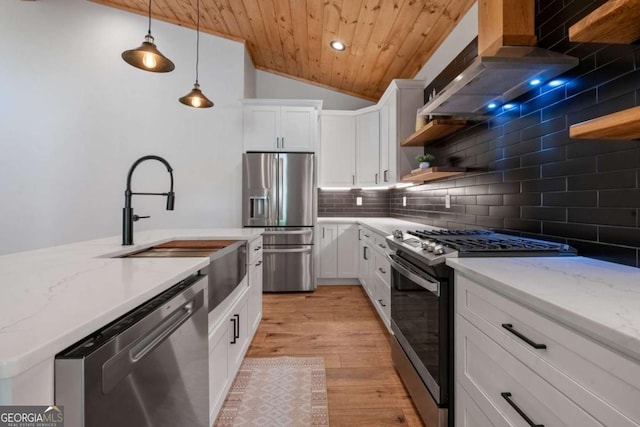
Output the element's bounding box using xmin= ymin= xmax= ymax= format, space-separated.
xmin=501 ymin=393 xmax=544 ymax=427
xmin=254 ymin=246 xmax=262 ymax=251
xmin=363 ymin=246 xmax=368 ymax=260
xmin=378 ymin=243 xmax=387 ymax=249
xmin=234 ymin=314 xmax=240 ymax=340
xmin=502 ymin=324 xmax=547 ymax=349
xmin=378 ymin=267 xmax=386 ymax=274
xmin=378 ymin=299 xmax=386 ymax=307
xmin=230 ymin=317 xmax=237 ymax=344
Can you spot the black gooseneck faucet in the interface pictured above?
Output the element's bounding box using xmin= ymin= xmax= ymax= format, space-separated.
xmin=123 ymin=155 xmax=175 ymax=246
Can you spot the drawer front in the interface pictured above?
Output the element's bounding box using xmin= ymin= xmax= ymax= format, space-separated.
xmin=457 ymin=274 xmax=640 ymax=427
xmin=456 ymin=381 xmax=498 ymax=427
xmin=374 ymin=234 xmax=393 ymax=255
xmin=457 ymin=315 xmax=603 ymax=427
xmin=359 ymin=226 xmax=375 ymax=246
xmin=373 ymin=250 xmax=391 ymax=286
xmin=248 ymin=237 xmax=263 ymax=264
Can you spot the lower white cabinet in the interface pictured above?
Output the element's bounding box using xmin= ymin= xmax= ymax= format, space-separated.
xmin=455 ymin=272 xmax=640 ymax=427
xmin=248 ymin=258 xmax=263 ymax=334
xmin=358 ymin=225 xmax=391 ymax=331
xmin=317 ymin=223 xmax=359 ymax=279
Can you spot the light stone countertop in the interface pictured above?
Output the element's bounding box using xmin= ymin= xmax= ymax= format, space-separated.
xmin=447 ymin=257 xmax=640 ymax=362
xmin=317 ymin=217 xmax=442 ymax=236
xmin=0 ymin=228 xmax=263 ymax=379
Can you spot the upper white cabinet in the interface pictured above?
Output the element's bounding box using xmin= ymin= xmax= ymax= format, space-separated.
xmin=318 ymin=80 xmax=424 ymax=187
xmin=242 ymin=100 xmax=321 ymax=152
xmin=356 ymin=109 xmax=380 ymax=186
xmin=320 ymin=113 xmax=356 ymax=186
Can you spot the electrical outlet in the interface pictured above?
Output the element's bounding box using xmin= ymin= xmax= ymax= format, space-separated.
xmin=402 ymin=196 xmax=407 ymax=207
xmin=445 ymin=194 xmax=451 ymax=209
xmin=356 ymin=197 xmax=363 ymax=206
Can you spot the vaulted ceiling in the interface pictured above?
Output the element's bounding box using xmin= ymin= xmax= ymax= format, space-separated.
xmin=90 ymin=0 xmax=475 ymax=101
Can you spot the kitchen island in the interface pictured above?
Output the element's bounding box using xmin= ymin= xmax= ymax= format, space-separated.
xmin=0 ymin=228 xmax=263 ymax=405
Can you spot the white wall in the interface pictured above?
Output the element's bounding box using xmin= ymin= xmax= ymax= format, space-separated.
xmin=0 ymin=0 xmax=248 ymax=255
xmin=244 ymin=47 xmax=257 ymax=98
xmin=414 ymin=2 xmax=478 ymax=87
xmin=255 ymin=70 xmax=374 ymax=110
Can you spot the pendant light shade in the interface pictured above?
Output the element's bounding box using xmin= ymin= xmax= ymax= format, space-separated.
xmin=122 ymin=1 xmax=174 ymax=73
xmin=179 ymin=82 xmax=214 ymax=108
xmin=179 ymin=0 xmax=213 ymax=108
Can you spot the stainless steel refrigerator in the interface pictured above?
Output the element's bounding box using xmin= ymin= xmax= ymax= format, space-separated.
xmin=242 ymin=152 xmax=315 ymax=292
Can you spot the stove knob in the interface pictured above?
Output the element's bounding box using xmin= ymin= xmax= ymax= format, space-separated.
xmin=433 ymin=244 xmax=445 ymax=255
xmin=392 ymin=229 xmax=404 ymax=239
xmin=427 ymin=241 xmax=438 ymax=252
xmin=420 ymin=241 xmax=430 ymax=250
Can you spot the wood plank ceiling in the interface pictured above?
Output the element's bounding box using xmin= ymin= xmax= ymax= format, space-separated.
xmin=90 ymin=0 xmax=475 ymax=101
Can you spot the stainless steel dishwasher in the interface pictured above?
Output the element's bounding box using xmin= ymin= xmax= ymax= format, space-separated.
xmin=55 ymin=274 xmax=208 ymax=427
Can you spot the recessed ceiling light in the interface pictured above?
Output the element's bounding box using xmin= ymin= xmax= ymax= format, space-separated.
xmin=503 ymin=103 xmax=517 ymax=110
xmin=529 ymin=78 xmax=542 ymax=86
xmin=330 ymin=40 xmax=346 ymax=51
xmin=548 ymin=79 xmax=564 ymax=87
xmin=487 ymin=103 xmax=498 ymax=109
xmin=455 ymin=74 xmax=464 ymax=81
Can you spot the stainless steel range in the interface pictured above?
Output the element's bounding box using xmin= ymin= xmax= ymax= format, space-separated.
xmin=385 ymin=229 xmax=576 ymax=427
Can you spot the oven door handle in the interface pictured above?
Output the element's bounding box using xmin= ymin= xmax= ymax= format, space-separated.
xmin=387 ymin=254 xmax=440 ymax=296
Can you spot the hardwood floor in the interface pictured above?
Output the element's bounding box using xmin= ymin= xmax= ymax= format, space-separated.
xmin=246 ymin=285 xmax=426 ymax=427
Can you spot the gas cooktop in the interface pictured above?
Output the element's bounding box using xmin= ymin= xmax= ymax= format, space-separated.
xmin=388 ymin=229 xmax=577 ymax=266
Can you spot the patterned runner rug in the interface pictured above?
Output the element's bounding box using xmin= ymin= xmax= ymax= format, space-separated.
xmin=214 ymin=356 xmax=330 ymax=427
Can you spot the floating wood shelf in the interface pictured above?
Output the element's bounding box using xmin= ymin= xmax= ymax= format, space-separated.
xmin=400 ymin=119 xmax=469 ymax=147
xmin=570 ymin=106 xmax=640 ymax=140
xmin=401 ymin=167 xmax=467 ymax=183
xmin=569 ymin=0 xmax=640 ymax=44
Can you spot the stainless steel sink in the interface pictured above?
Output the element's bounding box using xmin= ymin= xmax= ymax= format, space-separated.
xmin=124 ymin=247 xmax=222 ymax=258
xmin=121 ymin=239 xmax=248 ymax=313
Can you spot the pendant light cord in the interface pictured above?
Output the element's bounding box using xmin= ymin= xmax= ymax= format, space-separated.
xmin=147 ymin=0 xmax=152 ymax=36
xmin=195 ymin=0 xmax=200 ymax=84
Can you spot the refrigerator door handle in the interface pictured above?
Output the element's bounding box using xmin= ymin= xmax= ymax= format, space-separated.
xmin=278 ymin=157 xmax=284 ymax=223
xmin=263 ymin=247 xmax=313 ymax=254
xmin=262 ymin=229 xmax=313 ymax=235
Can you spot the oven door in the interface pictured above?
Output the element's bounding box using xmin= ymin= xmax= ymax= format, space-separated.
xmin=389 ymin=253 xmax=448 ymax=405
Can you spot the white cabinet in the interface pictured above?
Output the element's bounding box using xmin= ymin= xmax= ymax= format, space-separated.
xmin=455 ymin=273 xmax=640 ymax=427
xmin=317 ymin=223 xmax=358 ymax=279
xmin=358 ymin=225 xmax=392 ymax=330
xmin=318 ymin=80 xmax=424 ymax=187
xmin=243 ymin=102 xmax=319 ymax=152
xmin=318 ymin=224 xmax=338 ymax=278
xmin=248 ymin=259 xmax=263 ymax=335
xmin=337 ymin=224 xmax=359 ymax=277
xmin=320 ymin=113 xmax=356 ymax=186
xmin=356 ymin=109 xmax=380 ymax=186
xmin=208 ymin=317 xmax=230 ymax=416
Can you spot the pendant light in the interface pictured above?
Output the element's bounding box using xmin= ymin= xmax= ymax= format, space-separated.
xmin=121 ymin=0 xmax=175 ymax=73
xmin=179 ymin=0 xmax=214 ymax=108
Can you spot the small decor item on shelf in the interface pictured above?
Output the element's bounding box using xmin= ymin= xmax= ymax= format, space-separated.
xmin=416 ymin=153 xmax=435 ymax=169
xmin=415 ymin=109 xmax=428 ymax=131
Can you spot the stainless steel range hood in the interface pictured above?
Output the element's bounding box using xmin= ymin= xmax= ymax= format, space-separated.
xmin=418 ymin=45 xmax=578 ymax=117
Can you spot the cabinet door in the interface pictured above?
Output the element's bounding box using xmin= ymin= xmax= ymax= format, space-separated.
xmin=358 ymin=241 xmax=372 ymax=297
xmin=337 ymin=223 xmax=359 ymax=278
xmin=320 ymin=114 xmax=356 ymax=186
xmin=243 ymin=105 xmax=279 ymax=151
xmin=281 ymin=106 xmax=317 ymax=152
xmin=356 ymin=110 xmax=380 ymax=186
xmin=318 ymin=224 xmax=338 ymax=278
xmin=248 ymin=259 xmax=263 ymax=334
xmin=379 ymin=101 xmax=393 ymax=184
xmin=209 ymin=321 xmax=230 ymax=419
xmin=228 ymin=295 xmax=249 ymax=370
